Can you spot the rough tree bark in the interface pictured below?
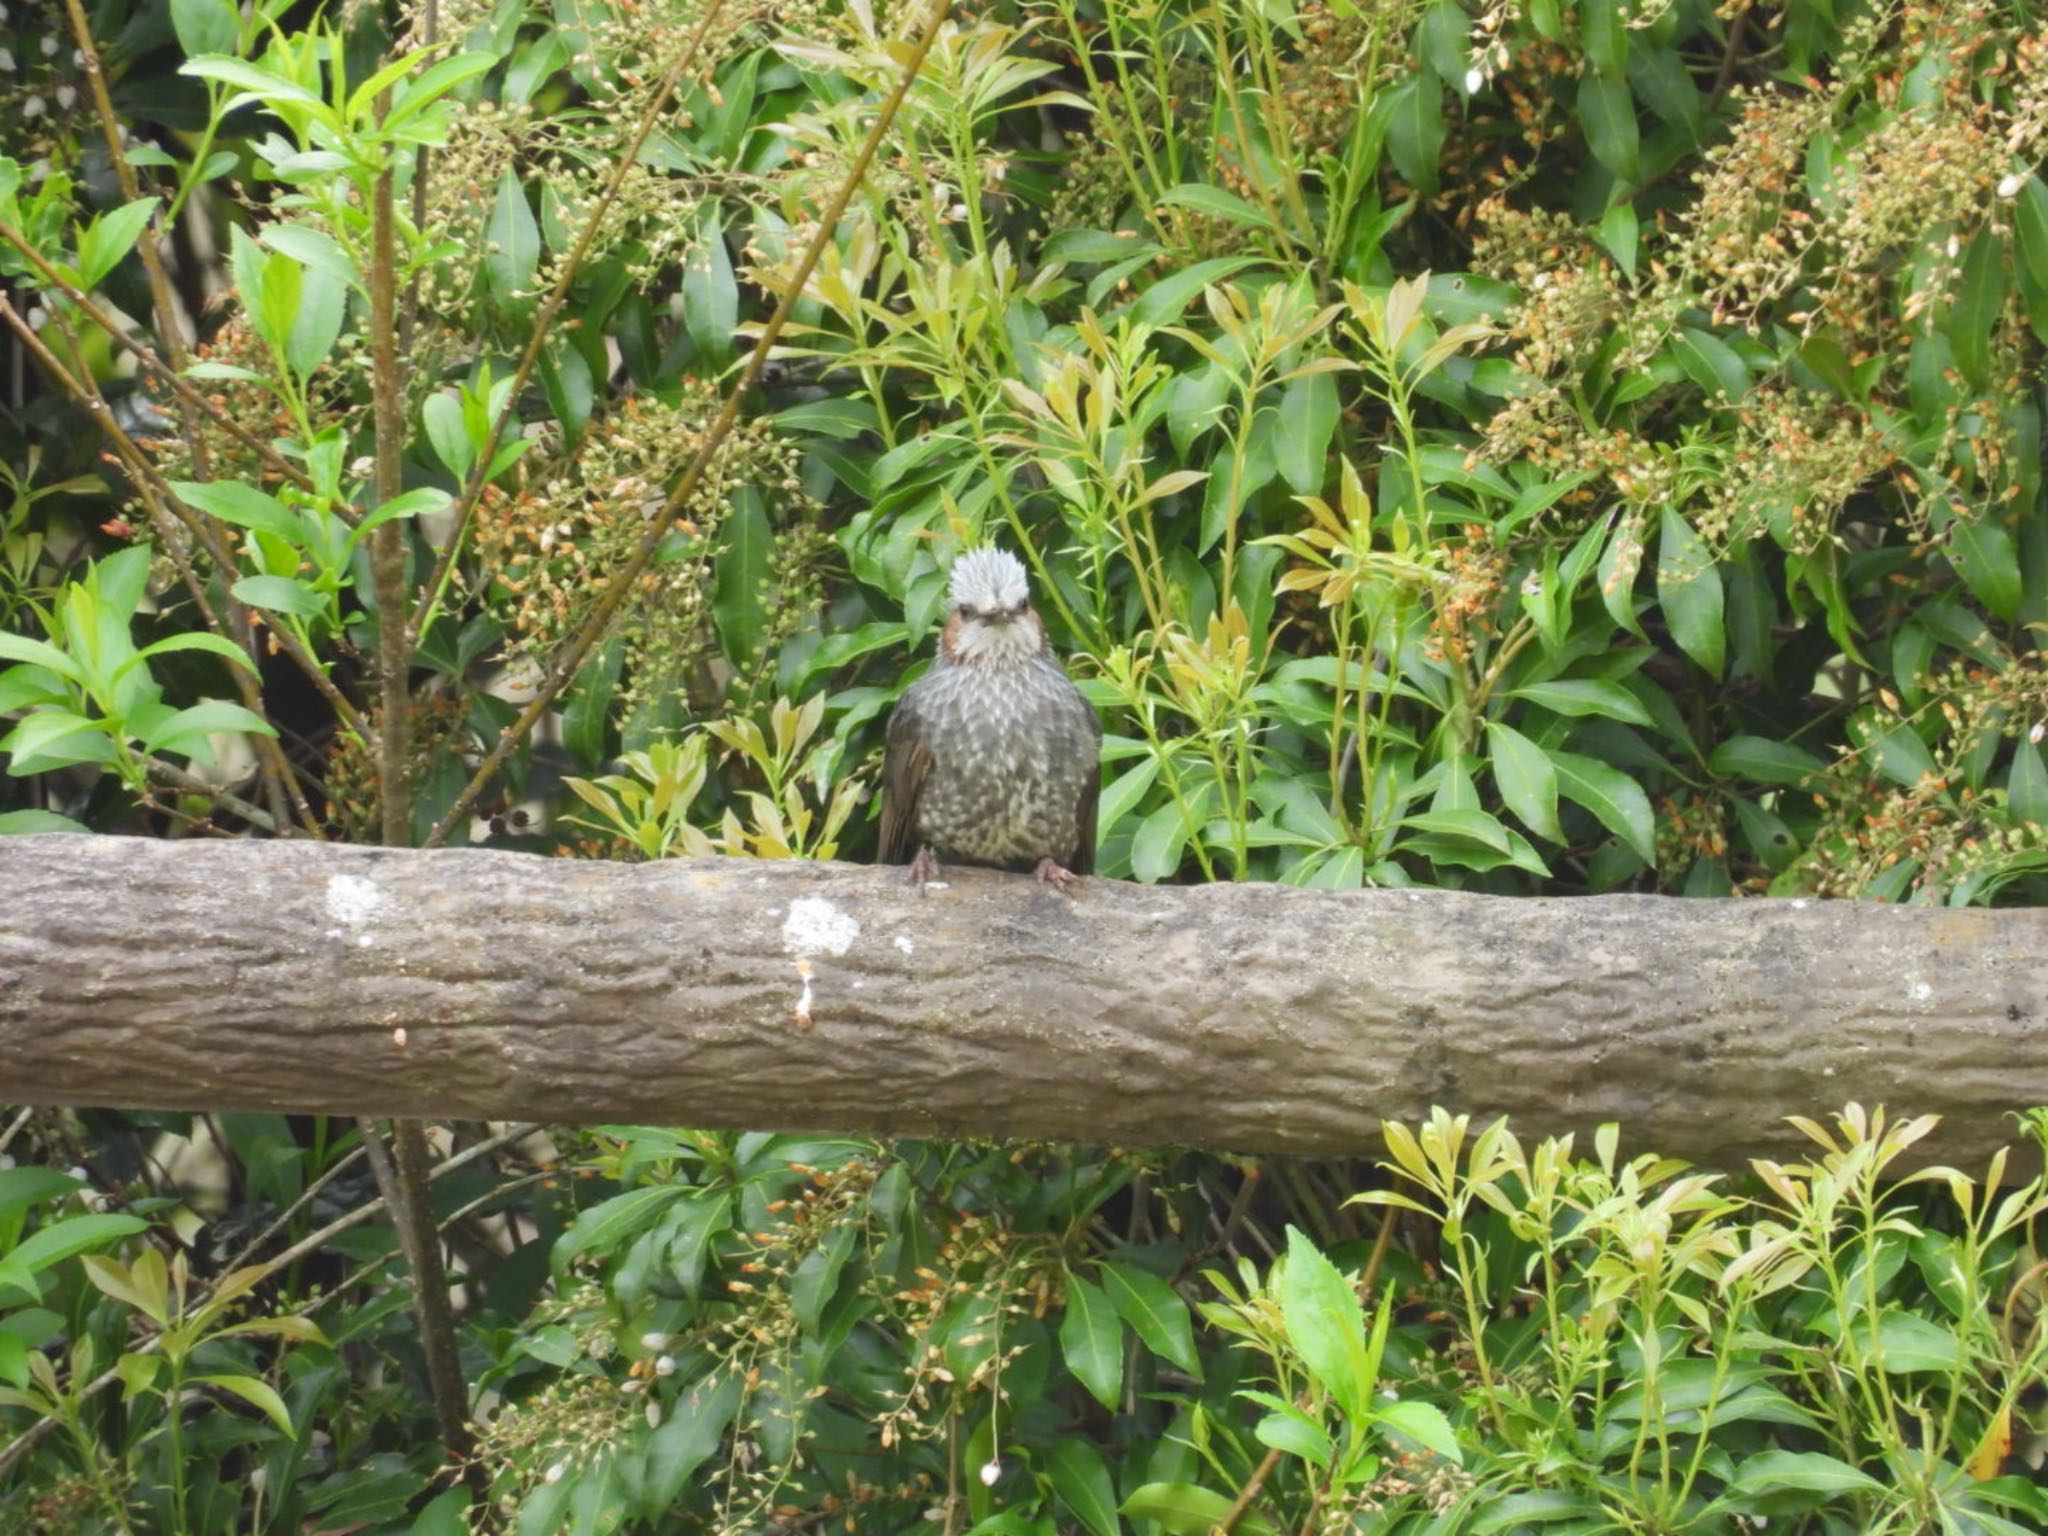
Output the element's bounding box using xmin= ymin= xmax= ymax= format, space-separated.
xmin=2 ymin=835 xmax=2044 ymax=1167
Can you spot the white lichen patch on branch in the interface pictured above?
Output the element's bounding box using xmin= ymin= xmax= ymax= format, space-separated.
xmin=325 ymin=873 xmax=385 ymax=938
xmin=782 ymin=897 xmax=859 ymax=957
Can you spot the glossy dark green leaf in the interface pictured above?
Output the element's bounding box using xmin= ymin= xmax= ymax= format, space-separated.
xmin=1485 ymin=719 xmax=1564 ymax=842
xmin=1657 ymin=506 xmax=1725 ymax=676
xmin=1100 ymin=1261 xmax=1200 ymax=1376
xmin=1385 ymin=71 xmax=1446 ymax=196
xmin=1057 ymin=1270 xmax=1123 ymax=1410
xmin=1275 ymin=369 xmax=1339 ymax=495
xmin=1577 ymin=74 xmax=1639 ymax=183
xmin=1045 ymin=1439 xmax=1119 ymax=1536
xmin=1552 ymin=750 xmax=1657 ymax=864
xmin=1948 ymin=229 xmax=2006 ymax=389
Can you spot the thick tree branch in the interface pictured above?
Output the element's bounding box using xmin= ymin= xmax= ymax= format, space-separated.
xmin=3 ymin=837 xmax=2045 ymax=1167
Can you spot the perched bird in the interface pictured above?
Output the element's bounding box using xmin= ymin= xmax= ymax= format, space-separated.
xmin=881 ymin=548 xmax=1102 ymax=888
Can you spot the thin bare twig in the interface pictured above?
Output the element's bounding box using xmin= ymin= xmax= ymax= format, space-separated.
xmin=422 ymin=0 xmax=960 ymax=849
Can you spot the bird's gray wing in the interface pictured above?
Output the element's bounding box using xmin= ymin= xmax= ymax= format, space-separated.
xmin=879 ymin=682 xmax=932 ymax=866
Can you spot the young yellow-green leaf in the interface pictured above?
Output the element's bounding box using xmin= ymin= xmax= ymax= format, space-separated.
xmin=1058 ymin=1270 xmax=1123 ymax=1411
xmin=232 ymin=575 xmax=328 ymax=619
xmin=195 ymin=1373 xmax=296 ymax=1437
xmin=171 ymin=0 xmax=239 ymax=57
xmin=1374 ymin=1397 xmax=1463 ymax=1465
xmin=1657 ymin=506 xmax=1725 ymax=677
xmin=0 ymin=633 xmax=82 ymax=681
xmin=1120 ymin=1482 xmax=1241 ymax=1535
xmin=169 ymin=480 xmax=306 ymax=544
xmin=1278 ymin=1227 xmax=1371 ymax=1420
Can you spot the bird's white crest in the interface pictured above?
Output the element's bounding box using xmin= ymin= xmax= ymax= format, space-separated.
xmin=948 ymin=548 xmax=1030 ymax=613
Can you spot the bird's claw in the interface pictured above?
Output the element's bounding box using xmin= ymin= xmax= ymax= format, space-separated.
xmin=1033 ymin=857 xmax=1081 ymax=892
xmin=907 ymin=847 xmax=940 ymax=891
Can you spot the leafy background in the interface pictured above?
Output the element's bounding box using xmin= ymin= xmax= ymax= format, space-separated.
xmin=2 ymin=0 xmax=2047 ymax=1530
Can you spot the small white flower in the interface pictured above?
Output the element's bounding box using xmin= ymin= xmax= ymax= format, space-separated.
xmin=1946 ymin=233 xmax=1960 ymax=259
xmin=1998 ymin=171 xmax=2027 ymax=199
xmin=57 ymin=84 xmax=76 ymax=110
xmin=640 ymin=1331 xmax=669 ymax=1351
xmin=644 ymin=1401 xmax=662 ymax=1428
xmin=1463 ymin=66 xmax=1485 ymax=94
xmin=2030 ymin=720 xmax=2045 ymax=745
xmin=40 ymin=33 xmax=58 ymax=56
xmin=654 ymin=1354 xmax=676 ymax=1377
xmin=544 ymin=1462 xmax=566 ymax=1485
xmin=22 ymin=94 xmax=43 ymax=120
xmin=979 ymin=1459 xmax=1002 ymax=1488
xmin=0 ymin=47 xmax=15 ymax=73
xmin=68 ymin=1165 xmax=89 ymax=1182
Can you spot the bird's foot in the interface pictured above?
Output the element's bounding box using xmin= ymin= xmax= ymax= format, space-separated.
xmin=1033 ymin=857 xmax=1082 ymax=892
xmin=907 ymin=847 xmax=941 ymax=890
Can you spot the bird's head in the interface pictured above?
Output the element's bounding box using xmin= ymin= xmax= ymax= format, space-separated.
xmin=940 ymin=548 xmax=1044 ymax=666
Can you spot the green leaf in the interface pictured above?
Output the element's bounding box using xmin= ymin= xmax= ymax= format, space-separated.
xmin=1279 ymin=1227 xmax=1371 ymax=1419
xmin=1864 ymin=721 xmax=1940 ymax=790
xmin=1725 ymin=1450 xmax=1884 ymax=1496
xmin=1594 ymin=201 xmax=1637 ymax=279
xmin=483 ymin=168 xmax=541 ymax=308
xmin=424 ymin=392 xmax=473 ymax=480
xmin=196 ymin=1373 xmax=296 ymax=1437
xmin=1582 ymin=0 xmax=1628 ymax=76
xmin=1385 ymin=71 xmax=1447 ymax=195
xmin=232 ymin=574 xmax=328 ymax=618
xmin=1674 ymin=326 xmax=1749 ymax=402
xmin=142 ymin=700 xmax=278 ymax=759
xmin=2 ymin=1214 xmax=147 ymax=1294
xmin=78 ymin=199 xmax=161 ymax=291
xmin=1402 ymin=807 xmax=1511 ymax=854
xmin=262 ymin=223 xmax=363 ymax=295
xmin=1869 ymin=1311 xmax=1962 ymax=1372
xmin=1949 ymin=514 xmax=2022 ymax=623
xmin=2008 ymin=740 xmax=2048 ymax=828
xmin=0 ymin=633 xmax=82 ymax=680
xmin=1485 ymin=719 xmax=1564 ymax=842
xmin=0 ymin=809 xmax=90 ymax=835
xmin=1157 ymin=182 xmax=1279 ymax=233
xmin=711 ymin=490 xmax=773 ymax=669
xmin=1552 ymin=750 xmax=1657 ymax=865
xmin=1509 ymin=678 xmax=1653 ymax=726
xmin=1127 ymin=257 xmax=1266 ymax=328
xmin=1120 ymin=1483 xmax=1238 ymax=1535
xmin=1045 ymin=1439 xmax=1119 ymax=1536
xmin=284 ymin=265 xmax=346 ymax=379
xmin=643 ymin=1368 xmax=742 ymax=1507
xmin=1578 ymin=74 xmax=1639 ymax=183
xmin=170 ymin=480 xmax=307 ymax=544
xmin=561 ymin=638 xmax=625 ymax=771
xmin=1098 ymin=1261 xmax=1199 ymax=1376
xmin=1096 ymin=754 xmax=1158 ymax=841
xmin=1058 ymin=1271 xmax=1123 ymax=1411
xmin=1708 ymin=735 xmax=1826 ymax=786
xmin=2 ymin=712 xmax=114 ymax=775
xmin=1948 ymin=230 xmax=2006 ymax=390
xmin=1657 ymin=506 xmax=1725 ymax=676
xmin=385 ymin=51 xmax=502 ymax=131
xmin=171 ymin=0 xmax=239 ymax=57
xmin=683 ymin=204 xmax=738 ymax=365
xmin=1129 ymin=800 xmax=1190 ymax=884
xmin=1275 ymin=370 xmax=1339 ymax=496
xmin=2015 ymin=177 xmax=2048 ymax=293
xmin=1374 ymin=1398 xmax=1462 ymax=1465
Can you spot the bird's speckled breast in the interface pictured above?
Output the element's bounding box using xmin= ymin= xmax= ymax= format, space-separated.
xmin=905 ymin=654 xmax=1099 ymax=868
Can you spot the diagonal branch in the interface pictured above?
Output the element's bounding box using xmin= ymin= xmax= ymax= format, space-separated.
xmin=421 ymin=0 xmax=958 ymax=849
